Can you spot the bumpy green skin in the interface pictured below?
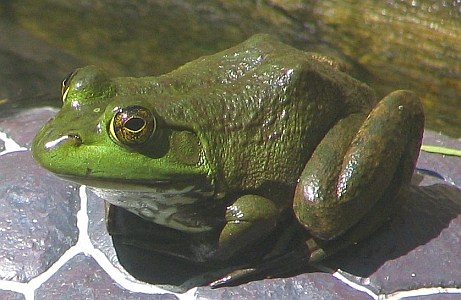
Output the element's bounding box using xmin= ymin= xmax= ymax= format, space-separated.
xmin=32 ymin=34 xmax=424 ymax=265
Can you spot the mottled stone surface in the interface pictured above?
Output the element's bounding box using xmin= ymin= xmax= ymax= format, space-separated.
xmin=0 ymin=149 xmax=79 ymax=282
xmin=412 ymin=295 xmax=461 ymax=300
xmin=0 ymin=107 xmax=56 ymax=146
xmin=35 ymin=254 xmax=174 ymax=300
xmin=196 ymin=273 xmax=372 ymax=300
xmin=0 ymin=290 xmax=24 ymax=300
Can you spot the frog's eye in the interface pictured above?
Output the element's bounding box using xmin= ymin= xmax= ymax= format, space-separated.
xmin=61 ymin=71 xmax=76 ymax=101
xmin=110 ymin=105 xmax=156 ymax=147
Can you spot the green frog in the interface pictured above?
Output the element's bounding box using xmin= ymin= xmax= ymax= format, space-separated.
xmin=32 ymin=34 xmax=424 ymax=284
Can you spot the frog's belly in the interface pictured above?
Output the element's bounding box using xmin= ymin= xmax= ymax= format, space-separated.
xmin=91 ymin=185 xmax=215 ymax=232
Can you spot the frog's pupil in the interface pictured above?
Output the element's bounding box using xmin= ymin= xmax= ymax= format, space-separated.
xmin=125 ymin=118 xmax=145 ymax=132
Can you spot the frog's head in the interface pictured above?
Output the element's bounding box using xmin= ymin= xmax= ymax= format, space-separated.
xmin=32 ymin=66 xmax=213 ymax=194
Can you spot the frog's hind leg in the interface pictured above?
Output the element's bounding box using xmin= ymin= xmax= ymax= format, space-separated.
xmin=293 ymin=90 xmax=424 ymax=261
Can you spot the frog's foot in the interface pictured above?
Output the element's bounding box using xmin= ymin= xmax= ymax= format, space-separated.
xmin=293 ymin=90 xmax=424 ymax=256
xmin=216 ymin=194 xmax=280 ymax=259
xmin=209 ymin=243 xmax=332 ymax=288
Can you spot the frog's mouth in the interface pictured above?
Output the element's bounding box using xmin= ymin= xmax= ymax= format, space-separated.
xmin=58 ymin=172 xmax=210 ymax=190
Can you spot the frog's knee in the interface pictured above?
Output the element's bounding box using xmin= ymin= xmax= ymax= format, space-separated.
xmin=292 ymin=188 xmax=359 ymax=241
xmin=380 ymin=90 xmax=424 ymax=121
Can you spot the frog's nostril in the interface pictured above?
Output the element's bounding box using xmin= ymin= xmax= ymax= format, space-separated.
xmin=68 ymin=133 xmax=82 ymax=146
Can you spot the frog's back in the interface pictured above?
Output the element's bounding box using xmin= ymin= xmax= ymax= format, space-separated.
xmin=148 ymin=34 xmax=376 ymax=196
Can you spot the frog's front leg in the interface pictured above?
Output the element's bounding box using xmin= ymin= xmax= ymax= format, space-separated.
xmin=217 ymin=194 xmax=280 ymax=258
xmin=294 ymin=90 xmax=424 ymax=260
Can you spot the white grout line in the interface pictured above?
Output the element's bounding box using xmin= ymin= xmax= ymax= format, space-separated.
xmin=333 ymin=270 xmax=378 ymax=299
xmin=0 ymin=182 xmax=197 ymax=299
xmin=76 ymin=185 xmax=198 ymax=300
xmin=380 ymin=287 xmax=461 ymax=299
xmin=334 ymin=269 xmax=461 ymax=300
xmin=0 ymin=220 xmax=83 ymax=299
xmin=0 ymin=131 xmax=28 ymax=156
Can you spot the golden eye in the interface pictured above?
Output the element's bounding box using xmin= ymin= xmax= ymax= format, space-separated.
xmin=61 ymin=71 xmax=75 ymax=101
xmin=110 ymin=106 xmax=156 ymax=146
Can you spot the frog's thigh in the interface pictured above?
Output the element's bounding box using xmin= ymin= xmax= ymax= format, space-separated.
xmin=219 ymin=195 xmax=279 ymax=255
xmin=294 ymin=90 xmax=424 ymax=241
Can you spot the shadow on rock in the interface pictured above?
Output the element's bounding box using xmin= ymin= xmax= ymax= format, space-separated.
xmin=110 ymin=182 xmax=461 ymax=291
xmin=327 ymin=183 xmax=461 ymax=276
